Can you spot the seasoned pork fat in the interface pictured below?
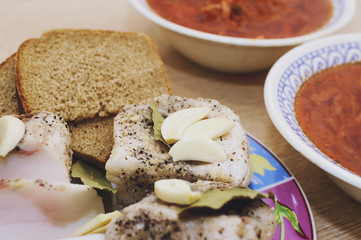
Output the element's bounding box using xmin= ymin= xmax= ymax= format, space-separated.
xmin=106 ymin=95 xmax=251 ymax=206
xmin=106 ymin=181 xmax=276 ymax=240
xmin=0 ymin=112 xmax=72 ymax=182
xmin=0 ymin=179 xmax=104 ymax=240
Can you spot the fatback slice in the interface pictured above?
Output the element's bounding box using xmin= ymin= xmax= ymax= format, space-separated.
xmin=106 ymin=95 xmax=251 ymax=207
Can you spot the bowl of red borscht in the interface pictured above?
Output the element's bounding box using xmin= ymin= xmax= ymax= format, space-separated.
xmin=128 ymin=0 xmax=355 ymax=72
xmin=264 ymin=33 xmax=361 ymax=202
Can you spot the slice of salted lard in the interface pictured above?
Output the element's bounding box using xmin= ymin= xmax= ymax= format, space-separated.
xmin=0 ymin=112 xmax=72 ymax=182
xmin=106 ymin=181 xmax=276 ymax=240
xmin=0 ymin=179 xmax=104 ymax=240
xmin=106 ymin=95 xmax=251 ymax=207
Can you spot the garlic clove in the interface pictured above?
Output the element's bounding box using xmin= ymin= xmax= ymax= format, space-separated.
xmin=169 ymin=137 xmax=226 ymax=163
xmin=0 ymin=116 xmax=25 ymax=157
xmin=161 ymin=108 xmax=210 ymax=144
xmin=182 ymin=118 xmax=234 ymax=140
xmin=71 ymin=211 xmax=121 ymax=236
xmin=154 ymin=179 xmax=201 ymax=205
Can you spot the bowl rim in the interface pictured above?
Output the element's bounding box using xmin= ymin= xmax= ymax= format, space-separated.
xmin=129 ymin=0 xmax=356 ymax=47
xmin=264 ymin=33 xmax=361 ymax=189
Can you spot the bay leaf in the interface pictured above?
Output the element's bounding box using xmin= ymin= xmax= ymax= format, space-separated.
xmin=149 ymin=98 xmax=170 ymax=148
xmin=71 ymin=159 xmax=116 ymax=194
xmin=179 ymin=187 xmax=270 ymax=214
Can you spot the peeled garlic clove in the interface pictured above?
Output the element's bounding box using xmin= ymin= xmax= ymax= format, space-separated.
xmin=154 ymin=179 xmax=201 ymax=205
xmin=71 ymin=211 xmax=121 ymax=236
xmin=0 ymin=116 xmax=25 ymax=157
xmin=161 ymin=107 xmax=210 ymax=144
xmin=183 ymin=118 xmax=234 ymax=140
xmin=169 ymin=137 xmax=226 ymax=163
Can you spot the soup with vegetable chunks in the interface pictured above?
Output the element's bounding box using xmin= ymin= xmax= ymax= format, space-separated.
xmin=146 ymin=0 xmax=333 ymax=39
xmin=295 ymin=62 xmax=361 ymax=176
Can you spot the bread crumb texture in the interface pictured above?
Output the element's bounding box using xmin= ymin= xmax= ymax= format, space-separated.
xmin=69 ymin=117 xmax=114 ymax=167
xmin=0 ymin=54 xmax=20 ymax=116
xmin=16 ymin=29 xmax=170 ymax=122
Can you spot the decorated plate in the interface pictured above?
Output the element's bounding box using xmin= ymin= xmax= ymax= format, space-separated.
xmin=247 ymin=134 xmax=316 ymax=240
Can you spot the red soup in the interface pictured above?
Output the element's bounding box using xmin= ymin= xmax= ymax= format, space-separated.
xmin=295 ymin=62 xmax=361 ymax=176
xmin=146 ymin=0 xmax=333 ymax=39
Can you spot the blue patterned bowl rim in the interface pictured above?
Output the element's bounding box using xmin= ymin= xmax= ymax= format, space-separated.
xmin=129 ymin=0 xmax=355 ymax=47
xmin=264 ymin=33 xmax=361 ymax=189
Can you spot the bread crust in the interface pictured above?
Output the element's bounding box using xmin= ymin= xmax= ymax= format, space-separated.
xmin=15 ymin=38 xmax=36 ymax=115
xmin=14 ymin=29 xmax=172 ymax=167
xmin=15 ymin=29 xmax=171 ymax=122
xmin=0 ymin=53 xmax=21 ymax=116
xmin=0 ymin=53 xmax=16 ymax=70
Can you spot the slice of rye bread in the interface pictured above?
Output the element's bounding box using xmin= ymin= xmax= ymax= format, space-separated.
xmin=0 ymin=54 xmax=112 ymax=167
xmin=0 ymin=54 xmax=20 ymax=116
xmin=15 ymin=29 xmax=171 ymax=122
xmin=16 ymin=29 xmax=171 ymax=168
xmin=69 ymin=117 xmax=114 ymax=167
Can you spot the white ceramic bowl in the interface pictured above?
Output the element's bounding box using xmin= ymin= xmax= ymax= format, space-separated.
xmin=129 ymin=0 xmax=355 ymax=72
xmin=264 ymin=33 xmax=361 ymax=202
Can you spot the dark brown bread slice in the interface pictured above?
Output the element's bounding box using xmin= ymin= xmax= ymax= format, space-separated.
xmin=15 ymin=29 xmax=171 ymax=167
xmin=0 ymin=54 xmax=107 ymax=167
xmin=69 ymin=117 xmax=114 ymax=168
xmin=0 ymin=54 xmax=110 ymax=167
xmin=0 ymin=54 xmax=20 ymax=116
xmin=16 ymin=29 xmax=171 ymax=122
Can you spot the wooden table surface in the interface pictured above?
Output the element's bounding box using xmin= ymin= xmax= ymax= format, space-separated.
xmin=0 ymin=0 xmax=360 ymax=239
